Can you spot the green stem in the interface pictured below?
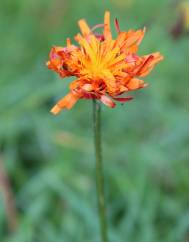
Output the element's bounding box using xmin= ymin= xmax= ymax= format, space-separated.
xmin=93 ymin=100 xmax=109 ymax=242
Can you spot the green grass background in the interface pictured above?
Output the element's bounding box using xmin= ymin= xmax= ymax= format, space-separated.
xmin=0 ymin=0 xmax=189 ymax=241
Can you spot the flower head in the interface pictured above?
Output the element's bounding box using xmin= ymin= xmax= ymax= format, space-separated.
xmin=47 ymin=11 xmax=163 ymax=114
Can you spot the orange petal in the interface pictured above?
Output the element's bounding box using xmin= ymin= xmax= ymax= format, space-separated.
xmin=138 ymin=52 xmax=164 ymax=77
xmin=114 ymin=32 xmax=127 ymax=48
xmin=50 ymin=92 xmax=80 ymax=115
xmin=75 ymin=34 xmax=96 ymax=63
xmin=104 ymin=11 xmax=112 ymax=40
xmin=82 ymin=84 xmax=93 ymax=92
xmin=119 ymin=85 xmax=128 ymax=92
xmin=100 ymin=95 xmax=116 ymax=108
xmin=122 ymin=29 xmax=146 ymax=54
xmin=66 ymin=38 xmax=71 ymax=47
xmin=50 ymin=105 xmax=62 ymax=115
xmin=126 ymin=29 xmax=145 ymax=47
xmin=69 ymin=79 xmax=85 ymax=90
xmin=78 ymin=19 xmax=91 ymax=36
xmin=127 ymin=78 xmax=141 ymax=90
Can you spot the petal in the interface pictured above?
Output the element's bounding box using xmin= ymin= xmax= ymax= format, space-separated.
xmin=122 ymin=28 xmax=146 ymax=54
xmin=113 ymin=97 xmax=133 ymax=102
xmin=114 ymin=32 xmax=127 ymax=48
xmin=69 ymin=79 xmax=85 ymax=90
xmin=114 ymin=18 xmax=121 ymax=33
xmin=75 ymin=34 xmax=97 ymax=63
xmin=137 ymin=52 xmax=164 ymax=77
xmin=125 ymin=29 xmax=145 ymax=48
xmin=101 ymin=69 xmax=117 ymax=93
xmin=100 ymin=95 xmax=116 ymax=108
xmin=127 ymin=78 xmax=141 ymax=90
xmin=50 ymin=92 xmax=80 ymax=115
xmin=50 ymin=105 xmax=61 ymax=115
xmin=119 ymin=85 xmax=128 ymax=92
xmin=136 ymin=55 xmax=154 ymax=75
xmin=78 ymin=19 xmax=91 ymax=36
xmin=104 ymin=11 xmax=112 ymax=40
xmin=66 ymin=38 xmax=71 ymax=47
xmin=82 ymin=83 xmax=93 ymax=92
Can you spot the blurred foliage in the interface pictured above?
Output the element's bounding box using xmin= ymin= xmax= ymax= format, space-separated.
xmin=0 ymin=0 xmax=189 ymax=242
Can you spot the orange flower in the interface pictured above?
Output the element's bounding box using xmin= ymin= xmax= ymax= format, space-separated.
xmin=47 ymin=11 xmax=163 ymax=115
